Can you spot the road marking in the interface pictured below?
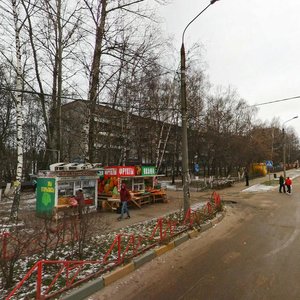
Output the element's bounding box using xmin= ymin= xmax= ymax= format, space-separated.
xmin=178 ymin=274 xmax=215 ymax=300
xmin=265 ymin=229 xmax=299 ymax=257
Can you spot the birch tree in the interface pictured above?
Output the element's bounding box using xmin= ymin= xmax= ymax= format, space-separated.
xmin=10 ymin=0 xmax=24 ymax=221
xmin=20 ymin=0 xmax=84 ymax=166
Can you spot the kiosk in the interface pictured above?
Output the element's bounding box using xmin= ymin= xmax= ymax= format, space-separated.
xmin=98 ymin=166 xmax=166 ymax=210
xmin=36 ymin=169 xmax=98 ymax=217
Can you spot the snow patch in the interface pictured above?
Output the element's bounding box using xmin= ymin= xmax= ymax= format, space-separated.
xmin=242 ymin=184 xmax=275 ymax=193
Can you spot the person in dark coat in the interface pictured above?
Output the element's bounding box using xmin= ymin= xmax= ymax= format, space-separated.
xmin=245 ymin=169 xmax=249 ymax=186
xmin=279 ymin=175 xmax=286 ymax=193
xmin=118 ymin=183 xmax=131 ymax=220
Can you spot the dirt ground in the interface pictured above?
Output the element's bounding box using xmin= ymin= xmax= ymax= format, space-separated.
xmin=104 ymin=175 xmax=276 ymax=232
xmin=0 ymin=175 xmax=271 ymax=231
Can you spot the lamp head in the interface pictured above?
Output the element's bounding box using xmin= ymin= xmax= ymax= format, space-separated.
xmin=210 ymin=0 xmax=220 ymax=4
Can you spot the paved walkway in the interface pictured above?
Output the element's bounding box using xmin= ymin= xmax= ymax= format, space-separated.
xmin=98 ymin=169 xmax=300 ymax=232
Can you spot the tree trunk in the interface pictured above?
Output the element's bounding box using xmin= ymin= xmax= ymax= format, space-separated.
xmin=10 ymin=0 xmax=24 ymax=222
xmin=87 ymin=0 xmax=107 ymax=162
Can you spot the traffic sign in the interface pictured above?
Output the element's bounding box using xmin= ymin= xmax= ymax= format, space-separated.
xmin=266 ymin=160 xmax=273 ymax=168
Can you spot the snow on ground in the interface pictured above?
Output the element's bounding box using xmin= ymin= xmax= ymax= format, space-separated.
xmin=242 ymin=184 xmax=275 ymax=193
xmin=242 ymin=169 xmax=300 ymax=193
xmin=0 ymin=193 xmax=36 ymax=213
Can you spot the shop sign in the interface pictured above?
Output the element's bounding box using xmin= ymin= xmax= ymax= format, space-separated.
xmin=97 ymin=168 xmax=104 ymax=178
xmin=118 ymin=166 xmax=135 ymax=176
xmin=56 ymin=170 xmax=98 ymax=177
xmin=104 ymin=167 xmax=118 ymax=177
xmin=142 ymin=166 xmax=156 ymax=176
xmin=36 ymin=178 xmax=56 ymax=214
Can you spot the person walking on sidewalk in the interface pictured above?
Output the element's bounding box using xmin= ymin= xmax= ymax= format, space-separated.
xmin=75 ymin=189 xmax=85 ymax=219
xmin=118 ymin=183 xmax=131 ymax=220
xmin=285 ymin=177 xmax=292 ymax=194
xmin=245 ymin=169 xmax=249 ymax=186
xmin=279 ymin=175 xmax=286 ymax=193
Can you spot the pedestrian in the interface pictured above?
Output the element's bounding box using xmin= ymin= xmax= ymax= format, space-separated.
xmin=245 ymin=169 xmax=249 ymax=186
xmin=285 ymin=177 xmax=292 ymax=194
xmin=75 ymin=189 xmax=85 ymax=218
xmin=118 ymin=183 xmax=131 ymax=220
xmin=279 ymin=175 xmax=286 ymax=193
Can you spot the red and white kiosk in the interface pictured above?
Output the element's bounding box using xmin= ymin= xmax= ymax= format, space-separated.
xmin=98 ymin=166 xmax=166 ymax=210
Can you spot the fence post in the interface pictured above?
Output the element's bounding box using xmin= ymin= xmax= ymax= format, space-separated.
xmin=183 ymin=208 xmax=191 ymax=225
xmin=158 ymin=219 xmax=163 ymax=240
xmin=117 ymin=234 xmax=122 ymax=263
xmin=207 ymin=202 xmax=212 ymax=214
xmin=2 ymin=232 xmax=9 ymax=260
xmin=36 ymin=261 xmax=43 ymax=300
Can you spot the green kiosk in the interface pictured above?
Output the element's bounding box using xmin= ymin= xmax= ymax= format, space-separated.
xmin=36 ymin=169 xmax=98 ymax=217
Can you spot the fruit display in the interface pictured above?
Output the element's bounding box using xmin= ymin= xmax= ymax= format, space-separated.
xmin=98 ymin=176 xmax=118 ymax=195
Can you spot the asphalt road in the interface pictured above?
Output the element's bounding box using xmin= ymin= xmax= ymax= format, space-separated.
xmin=89 ymin=171 xmax=300 ymax=300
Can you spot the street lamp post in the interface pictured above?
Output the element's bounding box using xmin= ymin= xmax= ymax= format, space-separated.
xmin=180 ymin=0 xmax=220 ymax=214
xmin=282 ymin=116 xmax=298 ymax=178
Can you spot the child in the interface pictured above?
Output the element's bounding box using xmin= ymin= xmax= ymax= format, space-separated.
xmin=285 ymin=177 xmax=292 ymax=194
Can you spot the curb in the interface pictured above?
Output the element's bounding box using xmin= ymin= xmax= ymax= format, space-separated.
xmin=133 ymin=249 xmax=156 ymax=269
xmin=217 ymin=212 xmax=225 ymax=221
xmin=62 ymin=277 xmax=104 ymax=300
xmin=62 ymin=212 xmax=225 ymax=299
xmin=173 ymin=233 xmax=189 ymax=246
xmin=211 ymin=216 xmax=219 ymax=226
xmin=103 ymin=262 xmax=135 ymax=286
xmin=188 ymin=229 xmax=199 ymax=238
xmin=154 ymin=241 xmax=175 ymax=256
xmin=200 ymin=221 xmax=212 ymax=232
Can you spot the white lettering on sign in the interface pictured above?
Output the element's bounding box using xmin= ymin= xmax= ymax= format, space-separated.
xmin=119 ymin=167 xmax=135 ymax=176
xmin=143 ymin=167 xmax=155 ymax=175
xmin=105 ymin=168 xmax=117 ymax=176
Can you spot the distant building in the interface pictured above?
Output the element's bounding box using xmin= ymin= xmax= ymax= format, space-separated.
xmin=61 ymin=100 xmax=180 ymax=174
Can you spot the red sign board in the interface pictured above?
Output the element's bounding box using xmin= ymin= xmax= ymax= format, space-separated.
xmin=104 ymin=167 xmax=118 ymax=178
xmin=118 ymin=166 xmax=135 ymax=177
xmin=104 ymin=166 xmax=136 ymax=178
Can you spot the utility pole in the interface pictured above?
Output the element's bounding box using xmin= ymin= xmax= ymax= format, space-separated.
xmin=180 ymin=0 xmax=220 ymax=214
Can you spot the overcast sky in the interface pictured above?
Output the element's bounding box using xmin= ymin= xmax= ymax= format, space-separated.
xmin=158 ymin=0 xmax=300 ymax=134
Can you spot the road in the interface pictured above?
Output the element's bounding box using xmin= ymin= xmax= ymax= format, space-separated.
xmin=88 ymin=171 xmax=300 ymax=300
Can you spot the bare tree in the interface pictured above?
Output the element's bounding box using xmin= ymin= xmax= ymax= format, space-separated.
xmin=82 ymin=0 xmax=168 ymax=162
xmin=22 ymin=0 xmax=84 ymax=166
xmin=9 ymin=0 xmax=25 ymax=222
xmin=0 ymin=65 xmax=16 ymax=182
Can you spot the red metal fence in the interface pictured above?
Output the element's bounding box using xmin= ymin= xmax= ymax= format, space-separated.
xmin=4 ymin=192 xmax=222 ymax=299
xmin=1 ymin=217 xmax=79 ymax=260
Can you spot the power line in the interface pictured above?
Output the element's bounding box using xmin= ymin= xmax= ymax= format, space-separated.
xmin=3 ymin=84 xmax=300 ymax=109
xmin=251 ymin=95 xmax=300 ymax=107
xmin=0 ymin=86 xmax=179 ymax=112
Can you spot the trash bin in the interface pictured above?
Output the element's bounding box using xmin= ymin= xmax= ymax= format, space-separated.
xmin=273 ymin=174 xmax=277 ymax=179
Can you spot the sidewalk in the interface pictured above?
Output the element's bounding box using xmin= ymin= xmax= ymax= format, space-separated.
xmin=98 ymin=169 xmax=300 ymax=232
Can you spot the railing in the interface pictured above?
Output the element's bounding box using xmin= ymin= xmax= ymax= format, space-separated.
xmin=1 ymin=218 xmax=78 ymax=260
xmin=4 ymin=192 xmax=222 ymax=299
xmin=5 ymin=260 xmax=103 ymax=300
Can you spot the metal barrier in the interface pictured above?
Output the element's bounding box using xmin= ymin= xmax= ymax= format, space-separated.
xmin=1 ymin=218 xmax=78 ymax=260
xmin=4 ymin=192 xmax=222 ymax=299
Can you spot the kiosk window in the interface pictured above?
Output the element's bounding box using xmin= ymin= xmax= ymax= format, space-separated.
xmin=58 ymin=181 xmax=74 ymax=196
xmin=133 ymin=178 xmax=144 ymax=191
